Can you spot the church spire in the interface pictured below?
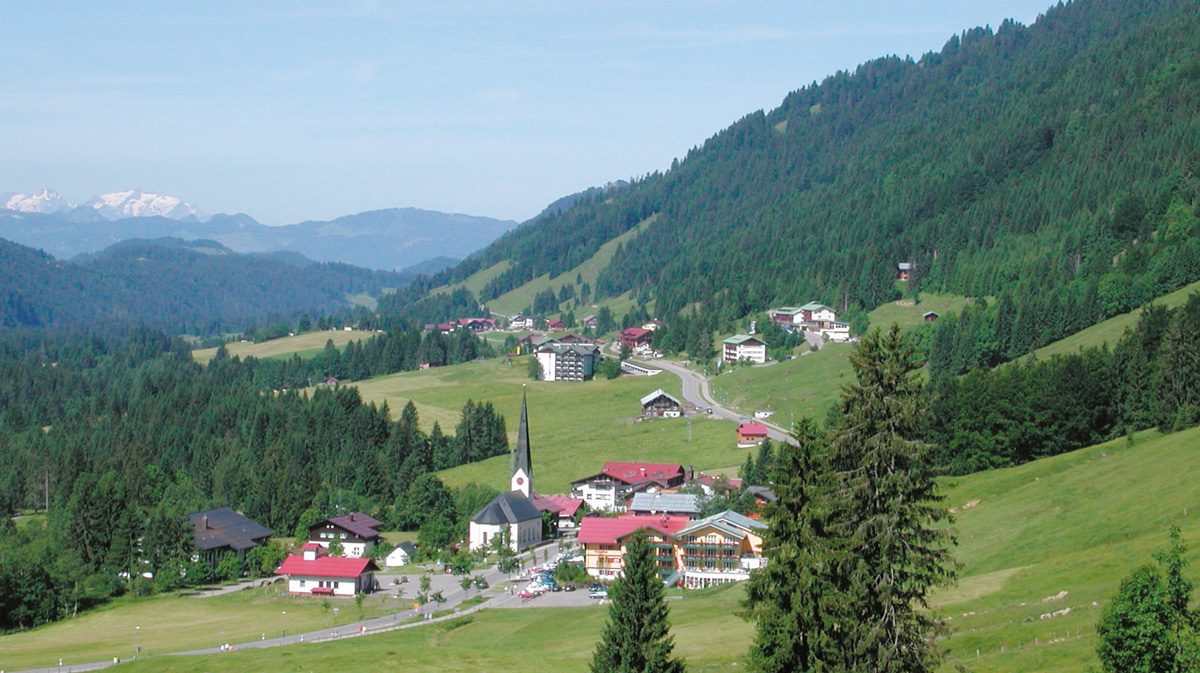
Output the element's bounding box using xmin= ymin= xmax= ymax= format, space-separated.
xmin=511 ymin=386 xmax=532 ymax=496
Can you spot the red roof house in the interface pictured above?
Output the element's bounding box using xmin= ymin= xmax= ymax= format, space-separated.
xmin=546 ymin=319 xmax=567 ymax=331
xmin=276 ymin=547 xmax=378 ymax=596
xmin=618 ymin=327 xmax=654 ymax=351
xmin=737 ymin=423 xmax=770 ymax=446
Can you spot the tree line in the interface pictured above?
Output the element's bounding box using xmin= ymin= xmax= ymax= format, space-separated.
xmin=929 ymin=293 xmax=1200 ymax=475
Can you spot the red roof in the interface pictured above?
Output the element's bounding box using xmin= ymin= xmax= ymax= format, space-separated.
xmin=576 ymin=515 xmax=690 ymax=545
xmin=531 ymin=493 xmax=584 ymax=518
xmin=738 ymin=423 xmax=769 ymax=437
xmin=276 ymin=555 xmax=377 ymax=579
xmin=299 ymin=542 xmax=323 ymax=552
xmin=575 ymin=462 xmax=684 ymax=486
xmin=619 ymin=327 xmax=653 ymax=341
xmin=696 ymin=474 xmax=743 ymax=490
xmin=547 ymin=319 xmax=566 ymax=330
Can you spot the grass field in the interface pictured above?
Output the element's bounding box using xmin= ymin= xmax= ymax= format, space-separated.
xmin=0 ymin=582 xmax=409 ymax=671
xmin=429 ymin=260 xmax=511 ymax=299
xmin=711 ymin=292 xmax=969 ymax=424
xmin=115 ymin=584 xmax=750 ymax=673
xmin=1027 ymin=279 xmax=1200 ymax=361
xmin=711 ymin=344 xmax=855 ymax=426
xmin=64 ymin=424 xmax=1200 ymax=673
xmin=191 ymin=330 xmax=379 ymax=365
xmin=352 ymin=357 xmax=745 ymax=494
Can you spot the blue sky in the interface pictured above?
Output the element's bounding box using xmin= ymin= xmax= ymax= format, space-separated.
xmin=0 ymin=1 xmax=1052 ymax=224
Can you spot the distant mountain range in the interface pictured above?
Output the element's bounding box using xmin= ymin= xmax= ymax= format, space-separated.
xmin=0 ymin=236 xmax=416 ymax=332
xmin=0 ymin=191 xmax=518 ymax=271
xmin=2 ymin=188 xmax=205 ymax=220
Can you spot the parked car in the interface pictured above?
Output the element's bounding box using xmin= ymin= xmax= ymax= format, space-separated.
xmin=517 ymin=591 xmax=535 ymax=599
xmin=588 ymin=588 xmax=608 ymax=599
xmin=563 ymin=584 xmax=576 ymax=592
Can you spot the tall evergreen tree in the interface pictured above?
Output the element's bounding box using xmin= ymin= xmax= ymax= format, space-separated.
xmin=590 ymin=531 xmax=685 ymax=673
xmin=742 ymin=418 xmax=842 ymax=673
xmin=827 ymin=325 xmax=955 ymax=673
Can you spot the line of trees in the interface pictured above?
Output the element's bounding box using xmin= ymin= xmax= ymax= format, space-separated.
xmin=929 ymin=294 xmax=1200 ymax=474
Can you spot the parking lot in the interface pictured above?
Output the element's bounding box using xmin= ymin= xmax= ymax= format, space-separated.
xmin=495 ymin=581 xmax=605 ymax=608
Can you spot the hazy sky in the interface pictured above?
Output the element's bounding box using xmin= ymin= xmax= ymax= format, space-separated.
xmin=0 ymin=1 xmax=1052 ymax=224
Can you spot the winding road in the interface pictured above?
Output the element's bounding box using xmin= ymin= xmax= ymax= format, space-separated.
xmin=636 ymin=358 xmax=797 ymax=446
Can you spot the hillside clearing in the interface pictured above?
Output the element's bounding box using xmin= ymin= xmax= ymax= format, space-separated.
xmin=711 ymin=292 xmax=968 ymax=424
xmin=351 ymin=356 xmax=745 ymax=493
xmin=191 ymin=330 xmax=378 ymax=365
xmin=1027 ymin=279 xmax=1200 ymax=360
xmin=483 ymin=214 xmax=657 ymax=317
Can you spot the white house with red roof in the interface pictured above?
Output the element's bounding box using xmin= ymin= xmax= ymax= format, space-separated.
xmin=307 ymin=512 xmax=383 ymax=558
xmin=570 ymin=462 xmax=687 ymax=512
xmin=276 ymin=544 xmax=378 ymax=597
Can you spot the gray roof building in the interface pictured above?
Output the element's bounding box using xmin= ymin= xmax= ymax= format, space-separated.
xmin=628 ymin=492 xmax=701 ymax=516
xmin=470 ymin=491 xmax=542 ymax=525
xmin=189 ymin=507 xmax=272 ymax=553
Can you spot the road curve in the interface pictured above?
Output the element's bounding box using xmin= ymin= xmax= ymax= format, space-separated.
xmin=637 ymin=359 xmax=796 ymax=446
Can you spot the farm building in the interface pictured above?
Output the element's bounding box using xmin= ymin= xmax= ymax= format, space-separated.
xmin=737 ymin=422 xmax=769 ymax=446
xmin=640 ymin=389 xmax=683 ymax=418
xmin=897 ymin=262 xmax=913 ymax=281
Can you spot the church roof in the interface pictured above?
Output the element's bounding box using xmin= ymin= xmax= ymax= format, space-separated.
xmin=512 ymin=387 xmax=532 ymax=480
xmin=471 ymin=491 xmax=541 ymax=525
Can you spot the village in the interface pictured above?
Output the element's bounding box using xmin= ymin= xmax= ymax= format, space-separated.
xmin=179 ymin=388 xmax=776 ymax=626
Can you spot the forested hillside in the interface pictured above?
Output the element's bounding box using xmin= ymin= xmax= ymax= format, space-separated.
xmin=0 ymin=237 xmax=412 ymax=334
xmin=390 ymin=0 xmax=1200 ymax=360
xmin=0 ymin=329 xmax=506 ymax=630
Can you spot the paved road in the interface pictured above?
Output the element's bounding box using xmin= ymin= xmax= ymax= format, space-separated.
xmin=10 ymin=540 xmax=565 ymax=673
xmin=637 ymin=358 xmax=796 ymax=446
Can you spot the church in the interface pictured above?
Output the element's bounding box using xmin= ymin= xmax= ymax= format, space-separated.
xmin=468 ymin=388 xmax=544 ymax=552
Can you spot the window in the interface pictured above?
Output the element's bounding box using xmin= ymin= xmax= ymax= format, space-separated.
xmin=299 ymin=579 xmax=306 ymax=587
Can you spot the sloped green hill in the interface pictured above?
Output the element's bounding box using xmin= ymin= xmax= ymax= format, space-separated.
xmin=390 ymin=0 xmax=1200 ymax=367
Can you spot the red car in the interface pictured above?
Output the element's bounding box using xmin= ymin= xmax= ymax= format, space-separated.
xmin=517 ymin=591 xmax=536 ymax=599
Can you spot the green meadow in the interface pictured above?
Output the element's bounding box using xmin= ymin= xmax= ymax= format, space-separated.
xmin=192 ymin=330 xmax=378 ymax=365
xmin=351 ymin=356 xmax=746 ymax=494
xmin=0 ymin=582 xmax=408 ymax=671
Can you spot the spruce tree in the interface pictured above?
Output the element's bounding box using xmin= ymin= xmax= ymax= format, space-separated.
xmin=742 ymin=418 xmax=842 ymax=673
xmin=590 ymin=531 xmax=685 ymax=673
xmin=827 ymin=325 xmax=955 ymax=673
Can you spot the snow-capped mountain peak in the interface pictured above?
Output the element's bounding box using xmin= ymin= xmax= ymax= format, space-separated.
xmin=3 ymin=189 xmax=73 ymax=214
xmin=85 ymin=189 xmax=206 ymax=221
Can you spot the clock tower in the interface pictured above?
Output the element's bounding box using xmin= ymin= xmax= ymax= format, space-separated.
xmin=511 ymin=387 xmax=533 ymax=497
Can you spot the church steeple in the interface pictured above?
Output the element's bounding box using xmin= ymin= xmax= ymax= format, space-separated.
xmin=511 ymin=386 xmax=533 ymax=496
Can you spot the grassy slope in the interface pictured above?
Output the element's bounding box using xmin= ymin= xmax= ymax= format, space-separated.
xmin=484 ymin=215 xmax=657 ymax=317
xmin=711 ymin=292 xmax=969 ymax=425
xmin=1028 ymin=279 xmax=1200 ymax=360
xmin=429 ymin=260 xmax=511 ymax=299
xmin=191 ymin=330 xmax=378 ymax=365
xmin=351 ymin=356 xmax=744 ymax=494
xmin=68 ymin=425 xmax=1200 ymax=673
xmin=0 ymin=583 xmax=408 ymax=671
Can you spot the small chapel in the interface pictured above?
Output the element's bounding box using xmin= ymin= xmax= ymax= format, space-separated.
xmin=468 ymin=388 xmax=544 ymax=551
